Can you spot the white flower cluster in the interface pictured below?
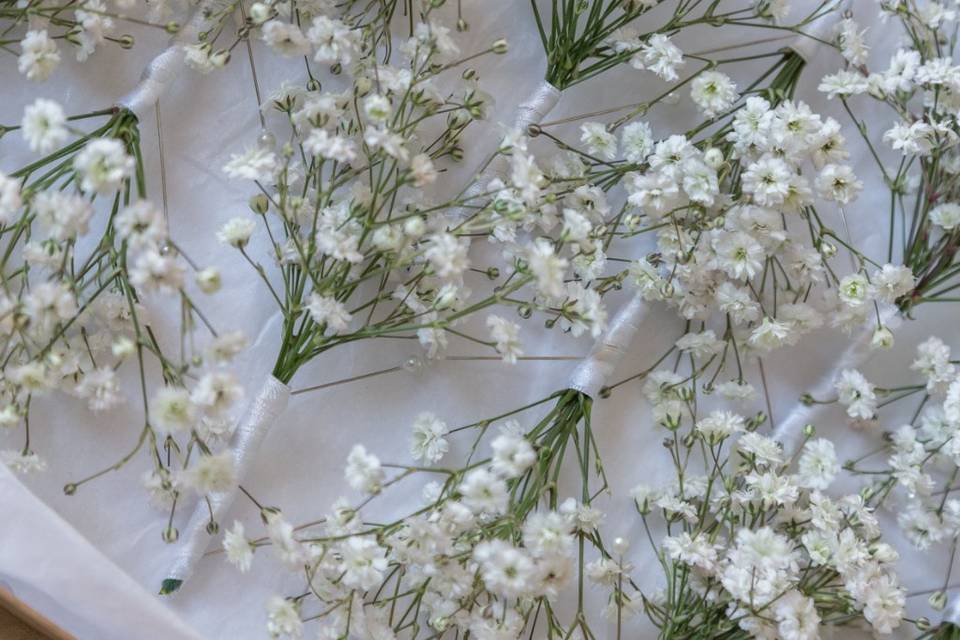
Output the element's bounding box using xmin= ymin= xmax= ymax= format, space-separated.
xmin=0 ymin=99 xmax=245 ymax=513
xmin=218 ymin=6 xmax=619 ymax=384
xmin=574 ymin=95 xmax=909 ymax=367
xmin=819 ymin=4 xmax=960 ymax=312
xmin=635 ymin=373 xmax=905 ymax=637
xmin=851 ymin=338 xmax=960 ymax=553
xmin=225 ymin=418 xmax=614 ymax=639
xmin=12 ymin=0 xmax=140 ymax=81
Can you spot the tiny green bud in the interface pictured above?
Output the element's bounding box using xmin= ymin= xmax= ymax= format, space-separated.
xmin=249 ymin=193 xmax=270 ymax=214
xmin=260 ymin=506 xmax=281 ymax=523
xmin=662 ymin=414 xmax=681 ymax=431
xmin=871 ymin=326 xmax=894 ymax=350
xmin=492 ymin=39 xmax=509 ymax=54
xmin=63 ymin=483 xmax=77 ymax=496
xmin=119 ymin=34 xmax=135 ymax=49
xmin=802 ymin=423 xmax=816 ymax=438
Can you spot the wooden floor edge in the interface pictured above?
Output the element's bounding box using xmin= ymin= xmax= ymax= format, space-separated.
xmin=0 ymin=587 xmax=75 ymax=640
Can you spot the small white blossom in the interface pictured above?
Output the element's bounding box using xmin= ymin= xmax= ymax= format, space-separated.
xmin=21 ymin=98 xmax=67 ymax=153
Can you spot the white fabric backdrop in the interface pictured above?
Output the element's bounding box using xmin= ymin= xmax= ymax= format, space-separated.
xmin=0 ymin=2 xmax=948 ymax=638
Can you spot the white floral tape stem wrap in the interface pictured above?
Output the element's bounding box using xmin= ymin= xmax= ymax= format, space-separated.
xmin=772 ymin=307 xmax=900 ymax=451
xmin=568 ymin=294 xmax=649 ymax=399
xmin=512 ymin=80 xmax=561 ymax=131
xmin=944 ymin=594 xmax=960 ymax=626
xmin=165 ymin=375 xmax=290 ymax=587
xmin=117 ymin=0 xmax=237 ymax=120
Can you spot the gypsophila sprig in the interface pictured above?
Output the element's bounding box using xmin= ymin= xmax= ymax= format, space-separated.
xmin=1 ymin=0 xmax=190 ymax=81
xmin=634 ymin=372 xmax=906 ymax=638
xmin=820 ymin=4 xmax=960 ymax=315
xmin=220 ymin=388 xmax=650 ymax=638
xmin=0 ymin=103 xmax=247 ymax=547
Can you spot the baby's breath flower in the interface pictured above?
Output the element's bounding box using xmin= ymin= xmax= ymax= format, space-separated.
xmin=182 ymin=451 xmax=237 ymax=494
xmin=21 ymin=98 xmax=67 ymax=153
xmin=18 ymin=30 xmax=60 ymax=81
xmin=222 ymin=521 xmax=254 ymax=573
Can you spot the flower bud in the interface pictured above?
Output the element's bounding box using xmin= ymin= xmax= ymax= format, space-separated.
xmin=929 ymin=591 xmax=948 ymax=611
xmin=210 ymin=49 xmax=231 ymax=68
xmin=703 ymin=147 xmax=724 ymax=169
xmin=112 ymin=336 xmax=136 ymax=359
xmin=196 ymin=267 xmax=222 ymax=294
xmin=871 ymin=326 xmax=894 ymax=350
xmin=249 ymin=193 xmax=270 ymax=214
xmin=249 ymin=2 xmax=271 ymax=23
xmin=403 ymin=216 xmax=426 ymax=238
xmin=492 ymin=39 xmax=509 ymax=54
xmin=661 ymin=413 xmax=681 ymax=431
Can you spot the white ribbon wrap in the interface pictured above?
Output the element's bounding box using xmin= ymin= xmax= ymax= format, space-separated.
xmin=117 ymin=0 xmax=236 ymax=120
xmin=772 ymin=307 xmax=900 ymax=451
xmin=454 ymin=80 xmax=560 ymax=219
xmin=165 ymin=375 xmax=290 ymax=586
xmin=568 ymin=294 xmax=649 ymax=399
xmin=943 ymin=595 xmax=960 ymax=626
xmin=512 ymin=80 xmax=562 ymax=131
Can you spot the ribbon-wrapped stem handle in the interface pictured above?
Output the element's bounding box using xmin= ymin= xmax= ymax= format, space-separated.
xmin=160 ymin=375 xmax=290 ymax=594
xmin=568 ymin=294 xmax=649 ymax=399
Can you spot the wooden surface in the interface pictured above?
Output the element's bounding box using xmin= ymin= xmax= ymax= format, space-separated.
xmin=0 ymin=604 xmax=45 ymax=640
xmin=0 ymin=589 xmax=71 ymax=640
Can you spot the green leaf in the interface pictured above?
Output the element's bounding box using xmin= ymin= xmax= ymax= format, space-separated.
xmin=159 ymin=578 xmax=183 ymax=595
